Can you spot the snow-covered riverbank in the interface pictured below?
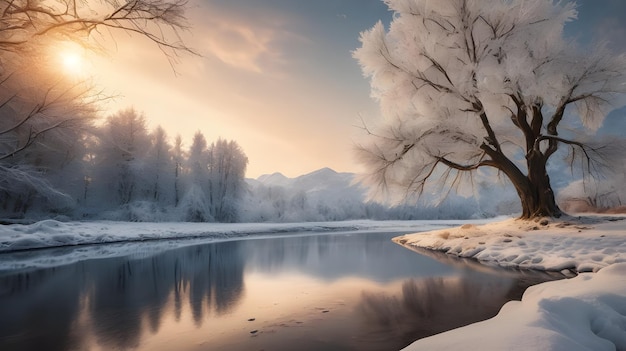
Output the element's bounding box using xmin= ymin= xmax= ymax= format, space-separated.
xmin=395 ymin=215 xmax=626 ymax=351
xmin=402 ymin=262 xmax=626 ymax=351
xmin=394 ymin=216 xmax=626 ymax=273
xmin=0 ymin=219 xmax=490 ymax=270
xmin=0 ymin=219 xmax=490 ymax=253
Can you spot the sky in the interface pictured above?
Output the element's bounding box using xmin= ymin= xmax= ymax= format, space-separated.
xmin=82 ymin=0 xmax=626 ymax=178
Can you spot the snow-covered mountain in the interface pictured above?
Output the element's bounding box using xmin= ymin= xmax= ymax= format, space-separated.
xmin=254 ymin=172 xmax=292 ymax=187
xmin=250 ymin=167 xmax=364 ymax=201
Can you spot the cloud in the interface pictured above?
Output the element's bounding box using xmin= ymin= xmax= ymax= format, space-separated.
xmin=85 ymin=0 xmax=380 ymax=178
xmin=202 ymin=21 xmax=277 ymax=73
xmin=190 ymin=2 xmax=297 ymax=73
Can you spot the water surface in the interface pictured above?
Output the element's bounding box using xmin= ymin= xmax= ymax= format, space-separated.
xmin=0 ymin=231 xmax=557 ymax=351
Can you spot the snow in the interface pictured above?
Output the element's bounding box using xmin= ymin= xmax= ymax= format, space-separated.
xmin=402 ymin=262 xmax=626 ymax=351
xmin=394 ymin=215 xmax=626 ymax=273
xmin=395 ymin=215 xmax=626 ymax=351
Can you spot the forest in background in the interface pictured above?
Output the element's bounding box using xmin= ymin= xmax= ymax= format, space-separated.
xmin=1 ymin=107 xmax=251 ymax=222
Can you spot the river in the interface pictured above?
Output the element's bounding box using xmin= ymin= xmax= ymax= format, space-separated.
xmin=0 ymin=230 xmax=559 ymax=351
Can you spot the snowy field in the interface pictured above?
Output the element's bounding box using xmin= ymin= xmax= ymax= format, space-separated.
xmin=395 ymin=215 xmax=626 ymax=351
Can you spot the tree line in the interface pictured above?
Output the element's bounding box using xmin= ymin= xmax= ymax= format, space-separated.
xmin=1 ymin=107 xmax=248 ymax=222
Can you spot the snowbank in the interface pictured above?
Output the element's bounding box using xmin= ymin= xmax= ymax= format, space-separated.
xmin=403 ymin=262 xmax=626 ymax=351
xmin=394 ymin=216 xmax=626 ymax=273
xmin=0 ymin=220 xmax=442 ymax=253
xmin=396 ymin=216 xmax=626 ymax=351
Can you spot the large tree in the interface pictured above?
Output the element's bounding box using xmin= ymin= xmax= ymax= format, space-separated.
xmin=354 ymin=0 xmax=626 ymax=219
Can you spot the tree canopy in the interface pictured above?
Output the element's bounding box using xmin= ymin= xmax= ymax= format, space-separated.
xmin=354 ymin=0 xmax=626 ymax=218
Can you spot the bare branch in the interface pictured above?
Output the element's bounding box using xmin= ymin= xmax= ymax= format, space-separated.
xmin=0 ymin=0 xmax=197 ymax=69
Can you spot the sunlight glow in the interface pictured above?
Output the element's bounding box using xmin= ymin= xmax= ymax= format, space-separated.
xmin=57 ymin=42 xmax=87 ymax=77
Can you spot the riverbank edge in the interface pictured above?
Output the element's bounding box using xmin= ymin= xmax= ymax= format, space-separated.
xmin=392 ymin=215 xmax=626 ymax=273
xmin=394 ymin=215 xmax=626 ymax=351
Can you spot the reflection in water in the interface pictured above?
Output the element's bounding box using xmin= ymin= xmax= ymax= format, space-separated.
xmin=0 ymin=241 xmax=245 ymax=351
xmin=244 ymin=233 xmax=455 ymax=281
xmin=356 ymin=275 xmax=525 ymax=349
xmin=0 ymin=232 xmax=558 ymax=351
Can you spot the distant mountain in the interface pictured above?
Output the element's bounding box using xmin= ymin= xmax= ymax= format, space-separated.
xmin=292 ymin=167 xmax=353 ymax=191
xmin=255 ymin=172 xmax=292 ymax=187
xmin=241 ymin=168 xmax=370 ymax=222
xmin=250 ymin=167 xmax=365 ymax=201
xmin=243 ymin=167 xmax=519 ymax=222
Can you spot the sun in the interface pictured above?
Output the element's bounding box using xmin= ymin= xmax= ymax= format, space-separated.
xmin=60 ymin=51 xmax=85 ymax=76
xmin=56 ymin=42 xmax=87 ymax=78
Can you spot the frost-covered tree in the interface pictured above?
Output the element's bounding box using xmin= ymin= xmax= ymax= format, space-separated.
xmin=180 ymin=131 xmax=211 ymax=221
xmin=146 ymin=126 xmax=173 ymax=203
xmin=186 ymin=131 xmax=209 ymax=186
xmin=207 ymin=139 xmax=248 ymax=222
xmin=178 ymin=135 xmax=248 ymax=222
xmin=0 ymin=53 xmax=95 ymax=216
xmin=94 ymin=108 xmax=150 ymax=205
xmin=172 ymin=134 xmax=185 ymax=206
xmin=354 ymin=0 xmax=626 ymax=219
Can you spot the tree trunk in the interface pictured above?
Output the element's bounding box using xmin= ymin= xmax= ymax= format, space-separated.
xmin=516 ymin=151 xmax=562 ymax=219
xmin=490 ymin=148 xmax=562 ymax=220
xmin=516 ymin=181 xmax=562 ymax=219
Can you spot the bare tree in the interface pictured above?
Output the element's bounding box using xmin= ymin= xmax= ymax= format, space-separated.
xmin=354 ymin=0 xmax=626 ymax=219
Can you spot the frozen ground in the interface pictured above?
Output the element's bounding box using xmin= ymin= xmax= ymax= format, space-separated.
xmin=396 ymin=215 xmax=626 ymax=351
